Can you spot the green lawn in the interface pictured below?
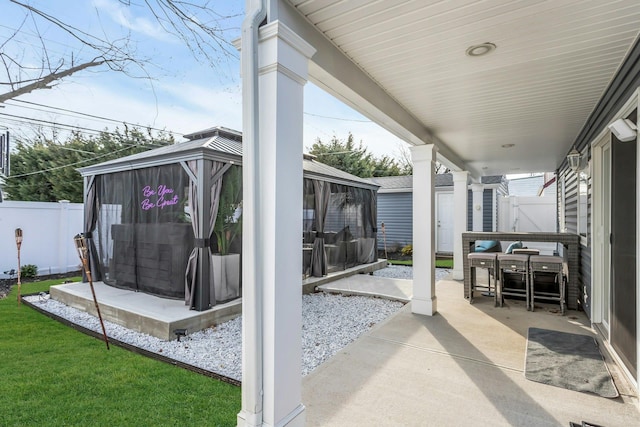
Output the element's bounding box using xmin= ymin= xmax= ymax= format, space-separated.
xmin=0 ymin=279 xmax=240 ymax=427
xmin=387 ymin=259 xmax=413 ymax=266
xmin=387 ymin=259 xmax=454 ymax=268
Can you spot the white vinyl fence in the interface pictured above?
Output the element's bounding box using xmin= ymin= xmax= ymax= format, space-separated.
xmin=0 ymin=201 xmax=84 ymax=278
xmin=498 ymin=196 xmax=558 ymax=255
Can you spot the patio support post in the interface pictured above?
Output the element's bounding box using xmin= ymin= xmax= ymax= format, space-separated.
xmin=452 ymin=171 xmax=468 ymax=280
xmin=471 ymin=183 xmax=484 ymax=231
xmin=410 ymin=144 xmax=438 ymax=316
xmin=238 ymin=20 xmax=315 ymax=427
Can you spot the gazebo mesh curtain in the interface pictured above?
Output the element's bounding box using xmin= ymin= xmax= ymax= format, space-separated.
xmin=91 ymin=164 xmax=192 ymax=298
xmin=304 ymin=178 xmax=377 ymax=277
xmin=310 ymin=179 xmax=330 ymax=277
xmin=84 ymin=175 xmax=102 ymax=281
xmin=185 ymin=159 xmax=231 ymax=309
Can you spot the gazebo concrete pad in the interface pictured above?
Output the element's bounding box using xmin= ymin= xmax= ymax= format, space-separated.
xmin=50 ymin=261 xmax=387 ymax=340
xmin=50 ymin=282 xmax=241 ymax=341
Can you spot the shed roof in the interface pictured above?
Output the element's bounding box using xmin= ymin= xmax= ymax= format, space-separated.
xmin=369 ymin=173 xmax=504 ymax=193
xmin=78 ymin=126 xmax=378 ymax=190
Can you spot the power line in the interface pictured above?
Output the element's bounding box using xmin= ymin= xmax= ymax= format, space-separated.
xmin=5 ymin=144 xmax=141 ymax=179
xmin=4 ymin=135 xmax=167 ymax=179
xmin=304 ymin=112 xmax=372 ymax=123
xmin=4 ymin=101 xmax=122 ymax=128
xmin=0 ymin=116 xmax=102 ymax=136
xmin=0 ymin=112 xmax=106 ymax=134
xmin=7 ymin=99 xmax=183 ymax=136
xmin=0 ymin=112 xmax=170 ymax=146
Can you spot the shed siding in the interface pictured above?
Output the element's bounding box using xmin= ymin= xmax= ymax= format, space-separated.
xmin=467 ymin=189 xmax=472 ymax=231
xmin=483 ymin=189 xmax=493 ymax=232
xmin=377 ymin=192 xmax=413 ymax=250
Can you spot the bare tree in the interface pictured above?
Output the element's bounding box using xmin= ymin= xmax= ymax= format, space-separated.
xmin=395 ymin=143 xmax=413 ymax=175
xmin=395 ymin=142 xmax=450 ymax=175
xmin=1 ymin=0 xmax=240 ymax=103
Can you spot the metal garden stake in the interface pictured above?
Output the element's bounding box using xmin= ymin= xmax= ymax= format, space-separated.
xmin=74 ymin=234 xmax=110 ymax=350
xmin=15 ymin=228 xmax=22 ymax=306
xmin=381 ymin=222 xmax=388 ymax=260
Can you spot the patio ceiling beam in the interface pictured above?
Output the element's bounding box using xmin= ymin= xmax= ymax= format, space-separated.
xmin=273 ymin=0 xmax=478 ymax=178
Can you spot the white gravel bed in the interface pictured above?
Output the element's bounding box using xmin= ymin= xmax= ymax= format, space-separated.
xmin=25 ymin=292 xmax=404 ymax=382
xmin=374 ymin=265 xmax=451 ymax=281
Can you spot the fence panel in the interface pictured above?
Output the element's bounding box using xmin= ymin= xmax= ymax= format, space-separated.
xmin=498 ymin=196 xmax=557 ymax=254
xmin=0 ymin=201 xmax=83 ymax=278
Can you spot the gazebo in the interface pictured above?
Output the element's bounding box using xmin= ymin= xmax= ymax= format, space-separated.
xmin=78 ymin=126 xmax=379 ymax=311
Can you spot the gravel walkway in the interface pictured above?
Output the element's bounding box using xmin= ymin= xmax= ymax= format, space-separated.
xmin=374 ymin=265 xmax=451 ymax=282
xmin=23 ymin=266 xmax=450 ymax=381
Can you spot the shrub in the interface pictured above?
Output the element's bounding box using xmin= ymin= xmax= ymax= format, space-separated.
xmin=20 ymin=264 xmax=38 ymax=279
xmin=400 ymin=244 xmax=413 ymax=257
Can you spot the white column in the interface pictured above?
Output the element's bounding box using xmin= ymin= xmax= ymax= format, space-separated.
xmin=411 ymin=144 xmax=437 ymax=316
xmin=451 ymin=172 xmax=468 ymax=280
xmin=238 ymin=21 xmax=315 ymax=427
xmin=471 ymin=183 xmax=484 ymax=231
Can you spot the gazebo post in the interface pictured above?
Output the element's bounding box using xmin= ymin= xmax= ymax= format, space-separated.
xmin=195 ymin=158 xmax=213 ymax=311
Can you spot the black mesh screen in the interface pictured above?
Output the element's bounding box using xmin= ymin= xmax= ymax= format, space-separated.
xmin=94 ymin=164 xmax=193 ymax=298
xmin=303 ymin=178 xmax=377 ymax=276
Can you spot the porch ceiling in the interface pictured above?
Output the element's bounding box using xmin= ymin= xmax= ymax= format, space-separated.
xmin=284 ymin=0 xmax=640 ymax=176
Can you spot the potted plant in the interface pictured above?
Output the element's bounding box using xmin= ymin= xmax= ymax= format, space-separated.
xmin=211 ymin=166 xmax=242 ymax=302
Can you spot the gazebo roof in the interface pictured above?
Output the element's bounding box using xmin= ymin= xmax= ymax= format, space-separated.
xmin=78 ymin=126 xmax=379 ymax=190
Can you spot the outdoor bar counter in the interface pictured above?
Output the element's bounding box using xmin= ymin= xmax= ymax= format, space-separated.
xmin=462 ymin=232 xmax=580 ymax=310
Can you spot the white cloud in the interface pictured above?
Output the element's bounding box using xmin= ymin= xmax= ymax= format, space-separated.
xmin=5 ymin=77 xmax=241 ymax=141
xmin=92 ymin=0 xmax=176 ymax=42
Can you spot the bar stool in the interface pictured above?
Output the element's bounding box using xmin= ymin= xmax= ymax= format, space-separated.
xmin=497 ymin=253 xmax=530 ymax=309
xmin=467 ymin=252 xmax=498 ymax=305
xmin=529 ymin=255 xmax=565 ymax=314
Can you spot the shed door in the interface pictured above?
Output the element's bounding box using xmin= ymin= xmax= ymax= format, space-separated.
xmin=611 ymin=110 xmax=637 ymax=378
xmin=436 ymin=192 xmax=454 ymax=252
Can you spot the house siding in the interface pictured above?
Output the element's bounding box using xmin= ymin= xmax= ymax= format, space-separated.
xmin=557 ymin=165 xmax=586 ymax=311
xmin=558 ymin=37 xmax=640 ymax=323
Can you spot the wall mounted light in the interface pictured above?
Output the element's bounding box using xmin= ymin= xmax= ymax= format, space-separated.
xmin=567 ymin=147 xmax=582 ymax=173
xmin=608 ymin=118 xmax=637 ymax=142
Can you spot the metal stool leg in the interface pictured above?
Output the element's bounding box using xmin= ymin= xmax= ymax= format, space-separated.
xmin=469 ymin=266 xmax=475 ymax=303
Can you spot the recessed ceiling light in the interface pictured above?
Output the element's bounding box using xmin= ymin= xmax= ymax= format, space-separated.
xmin=501 ymin=143 xmax=515 ymax=148
xmin=466 ymin=42 xmax=496 ymax=57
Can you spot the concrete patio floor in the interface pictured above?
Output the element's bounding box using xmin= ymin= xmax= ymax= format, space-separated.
xmin=304 ymin=277 xmax=639 ymax=426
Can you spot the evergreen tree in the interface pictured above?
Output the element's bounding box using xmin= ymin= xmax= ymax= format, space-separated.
xmin=308 ymin=133 xmax=404 ymax=178
xmin=4 ymin=127 xmax=174 ymax=202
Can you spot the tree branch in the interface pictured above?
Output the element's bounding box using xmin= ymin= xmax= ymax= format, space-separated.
xmin=0 ymin=60 xmax=105 ymax=103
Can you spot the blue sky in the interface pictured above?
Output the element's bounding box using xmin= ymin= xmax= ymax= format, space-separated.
xmin=0 ymin=0 xmax=408 ymax=159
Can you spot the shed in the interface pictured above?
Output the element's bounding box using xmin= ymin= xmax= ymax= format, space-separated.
xmin=78 ymin=127 xmax=379 ymax=312
xmin=369 ymin=174 xmax=507 ymax=253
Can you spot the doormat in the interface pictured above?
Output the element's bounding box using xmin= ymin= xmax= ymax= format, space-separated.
xmin=525 ymin=328 xmax=618 ymax=398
